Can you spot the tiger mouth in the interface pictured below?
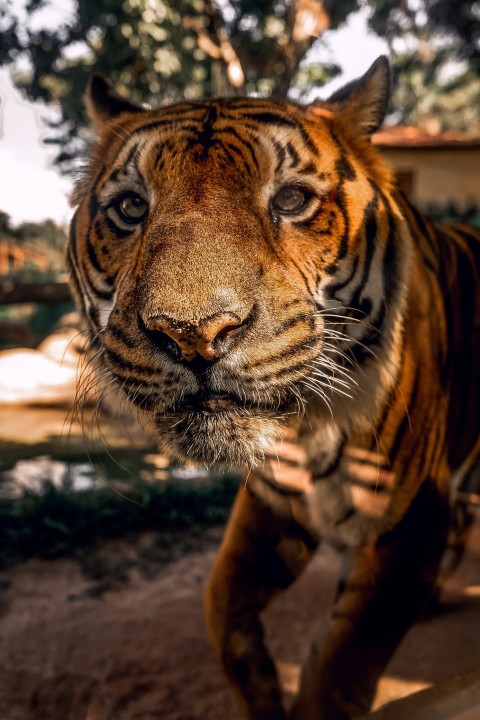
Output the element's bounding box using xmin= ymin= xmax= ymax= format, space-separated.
xmin=178 ymin=391 xmax=289 ymax=414
xmin=183 ymin=392 xmax=239 ymax=412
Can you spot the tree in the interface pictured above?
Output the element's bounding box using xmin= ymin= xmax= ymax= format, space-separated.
xmin=14 ymin=219 xmax=66 ymax=250
xmin=366 ymin=0 xmax=480 ymax=132
xmin=0 ymin=210 xmax=14 ymax=236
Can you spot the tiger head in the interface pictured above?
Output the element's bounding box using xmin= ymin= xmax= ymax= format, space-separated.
xmin=69 ymin=56 xmax=410 ymax=467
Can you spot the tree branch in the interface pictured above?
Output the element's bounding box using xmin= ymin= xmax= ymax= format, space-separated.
xmin=273 ymin=0 xmax=331 ymax=96
xmin=0 ymin=280 xmax=72 ymax=305
xmin=200 ymin=0 xmax=246 ymax=93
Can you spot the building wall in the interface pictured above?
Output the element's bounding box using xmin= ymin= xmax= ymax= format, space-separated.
xmin=378 ymin=148 xmax=480 ymax=209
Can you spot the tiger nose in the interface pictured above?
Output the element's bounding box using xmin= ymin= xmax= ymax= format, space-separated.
xmin=143 ymin=312 xmax=249 ymax=362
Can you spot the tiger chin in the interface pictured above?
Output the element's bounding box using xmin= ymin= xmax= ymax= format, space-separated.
xmin=69 ymin=55 xmax=480 ymax=720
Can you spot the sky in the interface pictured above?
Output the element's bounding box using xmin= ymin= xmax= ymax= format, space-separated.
xmin=0 ymin=5 xmax=387 ymax=226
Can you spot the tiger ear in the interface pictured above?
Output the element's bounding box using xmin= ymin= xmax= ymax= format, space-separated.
xmin=327 ymin=56 xmax=390 ymax=135
xmin=86 ymin=75 xmax=144 ymax=126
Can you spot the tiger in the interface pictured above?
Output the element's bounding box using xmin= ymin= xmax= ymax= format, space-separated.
xmin=68 ymin=55 xmax=480 ymax=719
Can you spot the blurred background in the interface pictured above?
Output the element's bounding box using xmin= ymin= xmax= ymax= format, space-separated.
xmin=0 ymin=2 xmax=479 ymax=719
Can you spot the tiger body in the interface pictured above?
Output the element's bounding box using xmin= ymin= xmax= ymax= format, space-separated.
xmin=69 ymin=57 xmax=480 ymax=719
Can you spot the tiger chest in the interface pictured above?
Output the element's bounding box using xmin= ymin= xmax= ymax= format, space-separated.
xmin=250 ymin=436 xmax=397 ymax=548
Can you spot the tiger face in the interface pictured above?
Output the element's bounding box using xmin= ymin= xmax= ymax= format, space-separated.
xmin=69 ymin=57 xmax=407 ymax=467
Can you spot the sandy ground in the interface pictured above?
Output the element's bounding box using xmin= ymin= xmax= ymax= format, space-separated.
xmin=0 ymin=515 xmax=479 ymax=720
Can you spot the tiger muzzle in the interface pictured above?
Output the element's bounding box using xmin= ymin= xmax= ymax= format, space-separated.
xmin=142 ymin=310 xmax=252 ymax=362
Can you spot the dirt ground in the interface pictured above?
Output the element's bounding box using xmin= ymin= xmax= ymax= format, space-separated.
xmin=0 ymin=516 xmax=479 ymax=720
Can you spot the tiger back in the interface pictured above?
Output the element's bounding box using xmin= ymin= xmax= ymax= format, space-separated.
xmin=69 ymin=56 xmax=480 ymax=720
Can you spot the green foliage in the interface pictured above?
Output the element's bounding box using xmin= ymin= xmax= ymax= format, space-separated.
xmin=0 ymin=210 xmax=14 ymax=235
xmin=367 ymin=0 xmax=479 ymax=68
xmin=28 ymin=300 xmax=74 ymax=336
xmin=0 ymin=468 xmax=240 ymax=568
xmin=12 ymin=219 xmax=66 ymax=249
xmin=0 ymin=210 xmax=66 ymax=243
xmin=366 ymin=0 xmax=480 ymax=133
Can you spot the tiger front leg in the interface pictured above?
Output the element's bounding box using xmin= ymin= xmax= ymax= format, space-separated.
xmin=290 ymin=481 xmax=450 ymax=720
xmin=205 ymin=485 xmax=318 ymax=720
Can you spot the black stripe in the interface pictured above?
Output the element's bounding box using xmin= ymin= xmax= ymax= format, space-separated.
xmin=407 ymin=199 xmax=439 ymax=257
xmin=88 ymin=284 xmax=113 ymax=302
xmin=105 ymin=216 xmax=133 ymax=239
xmin=107 ymin=321 xmax=138 ymax=349
xmin=286 ymin=142 xmax=301 ymax=167
xmin=88 ymin=193 xmax=100 ymax=221
xmin=335 ymin=154 xmax=356 ymax=182
xmin=88 ymin=305 xmax=100 ymax=329
xmin=436 ymin=229 xmax=457 ymax=389
xmin=224 ymin=141 xmax=252 ymax=175
xmin=388 ymin=369 xmax=419 ymax=463
xmin=105 ymin=346 xmax=157 ymax=376
xmin=298 ymin=161 xmax=316 ymax=176
xmin=273 ymin=140 xmax=286 ymax=173
xmin=347 ymin=188 xmax=379 ymax=318
xmin=68 ymin=215 xmax=78 ymax=257
xmin=120 ymin=117 xmax=198 ymax=138
xmin=371 ymin=329 xmax=405 ymax=448
xmin=443 ymin=234 xmax=478 ymax=465
xmin=86 ymin=235 xmax=104 ymax=274
xmin=289 ymin=256 xmax=317 ymax=295
xmin=122 ymin=141 xmax=140 ymax=172
xmin=257 ymin=358 xmax=318 ymax=384
xmin=381 ymin=195 xmax=400 ymax=304
xmin=460 ymin=226 xmax=480 ymax=269
xmin=256 ymin=472 xmax=305 ymax=498
xmin=329 ymin=189 xmax=349 ymax=264
xmin=241 ymin=111 xmax=297 ymax=127
xmin=249 ymin=338 xmax=313 ymax=369
xmin=276 ymin=313 xmax=314 ymax=335
xmin=291 ymin=202 xmax=326 ymax=229
xmin=154 ymin=144 xmax=166 ymax=170
xmin=215 ymin=128 xmax=260 ymax=172
xmin=190 ymin=105 xmax=218 ymax=160
xmin=83 ymin=241 xmax=115 ymax=298
xmin=329 ymin=256 xmax=360 ymax=294
xmin=241 ymin=113 xmax=319 ymax=156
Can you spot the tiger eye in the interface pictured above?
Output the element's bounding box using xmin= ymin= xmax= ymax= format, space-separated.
xmin=118 ymin=193 xmax=148 ymax=222
xmin=272 ymin=186 xmax=308 ymax=214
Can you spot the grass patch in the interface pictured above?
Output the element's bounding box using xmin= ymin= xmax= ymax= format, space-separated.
xmin=0 ymin=468 xmax=240 ymax=569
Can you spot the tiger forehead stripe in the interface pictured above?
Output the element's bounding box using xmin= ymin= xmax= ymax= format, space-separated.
xmin=129 ymin=100 xmax=320 ymax=156
xmin=121 ymin=114 xmax=304 ymax=178
xmin=100 ymin=140 xmax=144 ymax=188
xmin=97 ymin=158 xmax=145 ymax=203
xmin=236 ymin=109 xmax=320 ymax=156
xmin=113 ymin=105 xmax=211 ymax=143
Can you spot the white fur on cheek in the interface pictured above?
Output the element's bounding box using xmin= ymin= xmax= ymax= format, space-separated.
xmin=98 ymin=301 xmax=114 ymax=329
